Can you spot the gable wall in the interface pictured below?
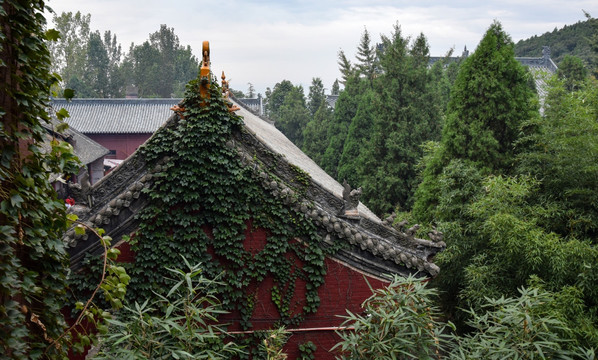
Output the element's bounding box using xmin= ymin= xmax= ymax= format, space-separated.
xmin=86 ymin=133 xmax=152 ymax=160
xmin=110 ymin=221 xmax=387 ymax=359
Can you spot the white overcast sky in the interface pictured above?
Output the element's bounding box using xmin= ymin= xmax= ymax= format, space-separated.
xmin=46 ymin=0 xmax=597 ymax=96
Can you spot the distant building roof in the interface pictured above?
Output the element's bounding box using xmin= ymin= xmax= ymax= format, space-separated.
xmin=42 ymin=118 xmax=109 ymax=165
xmin=51 ymin=98 xmax=181 ymax=134
xmin=326 ymin=95 xmax=339 ymax=109
xmin=429 ymin=45 xmax=557 ymax=71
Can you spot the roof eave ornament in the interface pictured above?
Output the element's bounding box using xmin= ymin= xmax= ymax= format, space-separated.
xmin=199 ymin=41 xmax=211 ymax=104
xmin=341 ymin=179 xmax=361 ymax=219
xmin=221 ymin=71 xmax=240 ymax=112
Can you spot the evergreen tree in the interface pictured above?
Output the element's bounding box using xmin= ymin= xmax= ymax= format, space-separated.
xmin=266 ymin=80 xmax=309 ymax=147
xmin=247 ymin=82 xmax=255 ymax=98
xmin=413 ymin=21 xmax=538 ymax=220
xmin=337 ymin=50 xmax=354 ymax=86
xmin=331 ymin=79 xmax=340 ymax=95
xmin=307 ymin=77 xmax=326 ymax=117
xmin=302 ymin=102 xmax=333 ymax=165
xmin=356 ymin=28 xmax=441 ymax=214
xmin=355 ymin=27 xmax=377 ymax=83
xmin=275 ymin=86 xmax=310 ymax=147
xmin=337 ymin=88 xmax=377 ymax=188
xmin=265 ymin=79 xmax=294 ymax=118
xmin=320 ymin=75 xmax=366 ymax=177
xmin=557 ymin=54 xmax=588 ymax=91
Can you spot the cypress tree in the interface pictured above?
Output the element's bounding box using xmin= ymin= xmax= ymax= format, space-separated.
xmin=357 ymin=28 xmax=441 ymax=214
xmin=442 ymin=21 xmax=537 ymax=172
xmin=302 ymin=102 xmax=334 ymax=165
xmin=337 ymin=88 xmax=378 ymax=187
xmin=413 ymin=21 xmax=538 ymax=221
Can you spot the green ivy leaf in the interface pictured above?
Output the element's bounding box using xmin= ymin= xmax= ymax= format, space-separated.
xmin=45 ymin=28 xmax=61 ymax=41
xmin=55 ymin=108 xmax=70 ymax=120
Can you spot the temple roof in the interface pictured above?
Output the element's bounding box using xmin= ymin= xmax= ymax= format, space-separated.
xmin=52 ymin=98 xmax=181 ymax=134
xmin=64 ymin=96 xmax=444 ymax=279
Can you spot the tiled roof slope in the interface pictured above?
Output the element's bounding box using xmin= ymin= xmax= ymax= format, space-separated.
xmin=236 ymin=100 xmax=380 ymax=222
xmin=41 ymin=118 xmax=109 ymax=165
xmin=51 ymin=98 xmax=181 ymax=134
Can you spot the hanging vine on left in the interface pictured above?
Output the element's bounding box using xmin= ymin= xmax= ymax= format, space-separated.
xmin=0 ymin=1 xmax=128 ymax=358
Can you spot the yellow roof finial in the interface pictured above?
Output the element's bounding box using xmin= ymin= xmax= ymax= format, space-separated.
xmin=199 ymin=41 xmax=210 ymax=103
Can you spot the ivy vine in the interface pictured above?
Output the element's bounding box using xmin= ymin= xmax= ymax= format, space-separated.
xmin=122 ymin=75 xmax=341 ymax=330
xmin=0 ymin=1 xmax=82 ymax=358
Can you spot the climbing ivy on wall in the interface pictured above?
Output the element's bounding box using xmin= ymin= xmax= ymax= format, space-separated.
xmin=0 ymin=1 xmax=81 ymax=358
xmin=126 ymin=75 xmax=341 ymax=329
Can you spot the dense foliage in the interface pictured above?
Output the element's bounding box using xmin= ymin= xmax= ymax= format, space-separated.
xmin=48 ymin=13 xmax=199 ymax=98
xmin=333 ymin=275 xmax=452 ymax=359
xmin=0 ymin=1 xmax=82 ymax=358
xmin=408 ymin=21 xmax=598 ymax=353
xmin=413 ymin=21 xmax=538 ymax=221
xmin=514 ymin=16 xmax=597 ymax=66
xmin=335 ymin=276 xmax=595 ymax=359
xmin=95 ymin=260 xmax=244 ymax=359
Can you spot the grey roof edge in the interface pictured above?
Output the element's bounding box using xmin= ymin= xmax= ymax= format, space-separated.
xmin=229 ymin=93 xmax=273 ymax=124
xmin=51 ymin=98 xmax=182 ymax=134
xmin=42 ymin=118 xmax=110 ymax=164
xmin=51 ymin=98 xmax=183 ymax=104
xmin=64 ymin=99 xmax=444 ymax=278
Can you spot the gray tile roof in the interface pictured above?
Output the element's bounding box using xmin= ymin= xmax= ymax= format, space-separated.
xmin=235 ymin=100 xmax=380 ymax=222
xmin=42 ymin=118 xmax=110 ymax=165
xmin=51 ymin=98 xmax=182 ymax=134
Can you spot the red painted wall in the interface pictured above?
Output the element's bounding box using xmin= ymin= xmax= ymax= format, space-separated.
xmin=86 ymin=133 xmax=151 ymax=160
xmin=109 ymin=222 xmax=388 ymax=359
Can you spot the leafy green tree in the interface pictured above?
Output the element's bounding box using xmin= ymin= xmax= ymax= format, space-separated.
xmin=557 ymin=54 xmax=588 ymax=91
xmin=82 ymin=31 xmax=110 ymax=97
xmin=515 ymin=16 xmax=597 ymax=66
xmin=517 ymin=77 xmax=598 ymax=241
xmin=126 ymin=25 xmax=199 ymax=97
xmin=333 ymin=275 xmax=595 ymax=359
xmin=432 ymin=172 xmax=598 ymax=344
xmin=127 ymin=41 xmax=161 ymax=97
xmin=585 ymin=12 xmax=598 ymax=76
xmin=333 ymin=275 xmax=453 ymax=359
xmin=450 ymin=286 xmax=596 ymax=359
xmin=48 ymin=11 xmax=91 ymax=95
xmin=47 ymin=12 xmax=126 ymax=98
